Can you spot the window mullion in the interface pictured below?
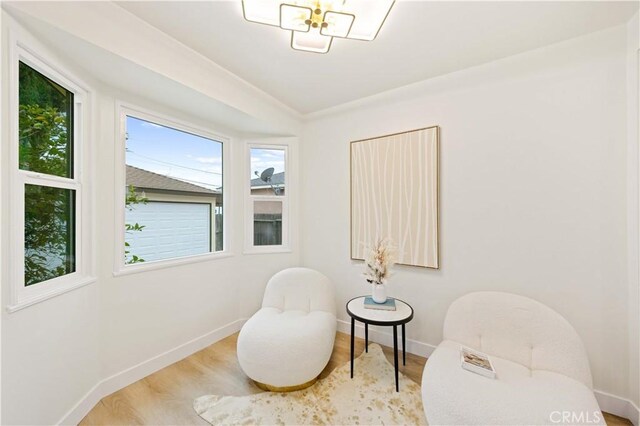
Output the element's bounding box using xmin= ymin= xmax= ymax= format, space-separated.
xmin=21 ymin=173 xmax=80 ymax=190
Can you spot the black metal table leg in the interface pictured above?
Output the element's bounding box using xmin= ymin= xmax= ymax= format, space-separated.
xmin=402 ymin=323 xmax=406 ymax=366
xmin=365 ymin=323 xmax=369 ymax=353
xmin=393 ymin=325 xmax=399 ymax=392
xmin=350 ymin=317 xmax=355 ymax=378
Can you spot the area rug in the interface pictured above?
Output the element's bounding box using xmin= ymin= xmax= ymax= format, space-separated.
xmin=193 ymin=343 xmax=427 ymax=425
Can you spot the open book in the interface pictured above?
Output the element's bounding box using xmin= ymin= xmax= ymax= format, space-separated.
xmin=460 ymin=347 xmax=496 ymax=379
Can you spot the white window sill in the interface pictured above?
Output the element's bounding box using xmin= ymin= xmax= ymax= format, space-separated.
xmin=113 ymin=251 xmax=234 ymax=277
xmin=7 ymin=276 xmax=97 ymax=313
xmin=243 ymin=247 xmax=292 ymax=255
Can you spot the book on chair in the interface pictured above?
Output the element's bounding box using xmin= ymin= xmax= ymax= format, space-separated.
xmin=460 ymin=347 xmax=496 ymax=379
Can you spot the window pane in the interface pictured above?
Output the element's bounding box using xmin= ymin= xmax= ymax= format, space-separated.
xmin=125 ymin=116 xmax=223 ymax=264
xmin=19 ymin=62 xmax=74 ymax=178
xmin=254 ymin=200 xmax=282 ymax=246
xmin=25 ymin=184 xmax=76 ymax=286
xmin=250 ymin=148 xmax=285 ymax=196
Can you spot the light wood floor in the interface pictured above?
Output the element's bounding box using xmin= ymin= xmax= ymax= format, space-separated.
xmin=81 ymin=332 xmax=631 ymax=426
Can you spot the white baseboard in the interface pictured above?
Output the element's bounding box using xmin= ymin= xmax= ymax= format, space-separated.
xmin=58 ymin=318 xmax=247 ymax=425
xmin=57 ymin=317 xmax=639 ymax=426
xmin=338 ymin=319 xmax=638 ymax=425
xmin=336 ymin=319 xmax=437 ymax=358
xmin=594 ymin=390 xmax=640 ymax=426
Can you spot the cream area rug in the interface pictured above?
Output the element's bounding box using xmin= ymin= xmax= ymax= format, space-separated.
xmin=193 ymin=343 xmax=427 ymax=425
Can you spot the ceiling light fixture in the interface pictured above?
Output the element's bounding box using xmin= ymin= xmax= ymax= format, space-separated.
xmin=241 ymin=0 xmax=395 ymax=54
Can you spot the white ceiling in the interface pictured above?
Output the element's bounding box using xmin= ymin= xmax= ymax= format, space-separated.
xmin=119 ymin=1 xmax=637 ymax=115
xmin=6 ymin=3 xmax=301 ymax=136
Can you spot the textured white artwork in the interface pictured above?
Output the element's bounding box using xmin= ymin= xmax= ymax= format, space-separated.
xmin=351 ymin=126 xmax=439 ymax=268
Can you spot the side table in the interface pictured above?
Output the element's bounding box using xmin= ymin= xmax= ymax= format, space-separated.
xmin=346 ymin=296 xmax=414 ymax=392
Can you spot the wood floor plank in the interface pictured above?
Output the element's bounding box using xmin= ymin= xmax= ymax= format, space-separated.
xmin=80 ymin=331 xmax=631 ymax=426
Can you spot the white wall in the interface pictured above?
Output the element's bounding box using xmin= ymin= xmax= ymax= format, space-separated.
xmin=302 ymin=25 xmax=632 ymax=401
xmin=0 ymin=10 xmax=301 ymax=425
xmin=627 ymin=10 xmax=640 ymax=411
xmin=0 ymin=13 xmax=103 ymax=425
xmin=93 ymin=89 xmax=300 ymax=381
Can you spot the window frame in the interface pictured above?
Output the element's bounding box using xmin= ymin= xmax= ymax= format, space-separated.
xmin=114 ymin=104 xmax=231 ymax=277
xmin=245 ymin=143 xmax=290 ymax=254
xmin=7 ymin=36 xmax=95 ymax=312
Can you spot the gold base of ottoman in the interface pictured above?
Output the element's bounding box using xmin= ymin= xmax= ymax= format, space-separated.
xmin=253 ymin=376 xmax=318 ymax=392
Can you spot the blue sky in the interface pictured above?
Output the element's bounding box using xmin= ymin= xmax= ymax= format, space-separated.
xmin=251 ymin=148 xmax=285 ymax=181
xmin=126 ymin=116 xmax=285 ymax=191
xmin=126 ymin=116 xmax=223 ymax=190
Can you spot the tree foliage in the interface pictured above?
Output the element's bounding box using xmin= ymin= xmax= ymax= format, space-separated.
xmin=125 ymin=185 xmax=148 ymax=264
xmin=19 ymin=74 xmax=75 ymax=286
xmin=19 ymin=62 xmax=72 ymax=178
xmin=24 ymin=185 xmax=75 ymax=286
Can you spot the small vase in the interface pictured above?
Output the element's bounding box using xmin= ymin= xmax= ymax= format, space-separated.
xmin=371 ymin=283 xmax=387 ymax=304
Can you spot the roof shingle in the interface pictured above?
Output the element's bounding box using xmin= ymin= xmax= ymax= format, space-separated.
xmin=126 ymin=165 xmax=218 ymax=195
xmin=250 ymin=171 xmax=285 ymax=187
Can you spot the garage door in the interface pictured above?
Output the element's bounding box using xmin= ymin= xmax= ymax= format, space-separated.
xmin=125 ymin=201 xmax=211 ymax=263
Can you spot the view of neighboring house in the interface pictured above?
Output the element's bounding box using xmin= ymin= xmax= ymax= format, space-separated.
xmin=125 ymin=166 xmax=285 ymax=260
xmin=125 ymin=165 xmax=222 ymax=262
xmin=250 ymin=171 xmax=285 ymax=196
xmin=250 ymin=171 xmax=285 ymax=246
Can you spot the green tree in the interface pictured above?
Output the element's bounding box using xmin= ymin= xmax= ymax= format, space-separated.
xmin=125 ymin=185 xmax=148 ymax=264
xmin=19 ymin=63 xmax=75 ymax=285
xmin=24 ymin=184 xmax=74 ymax=286
xmin=19 ymin=62 xmax=73 ymax=178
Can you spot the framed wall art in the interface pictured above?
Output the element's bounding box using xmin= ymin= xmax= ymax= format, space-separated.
xmin=350 ymin=126 xmax=439 ymax=269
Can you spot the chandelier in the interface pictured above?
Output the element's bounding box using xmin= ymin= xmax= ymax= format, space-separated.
xmin=241 ymin=0 xmax=395 ymax=54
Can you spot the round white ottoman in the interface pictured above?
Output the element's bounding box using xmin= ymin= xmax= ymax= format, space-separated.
xmin=237 ymin=268 xmax=336 ymax=391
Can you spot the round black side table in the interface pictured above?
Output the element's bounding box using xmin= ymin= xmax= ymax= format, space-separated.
xmin=346 ymin=296 xmax=414 ymax=392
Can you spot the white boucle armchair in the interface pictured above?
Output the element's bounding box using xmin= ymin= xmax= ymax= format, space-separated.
xmin=422 ymin=291 xmax=604 ymax=425
xmin=237 ymin=267 xmax=336 ymax=391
